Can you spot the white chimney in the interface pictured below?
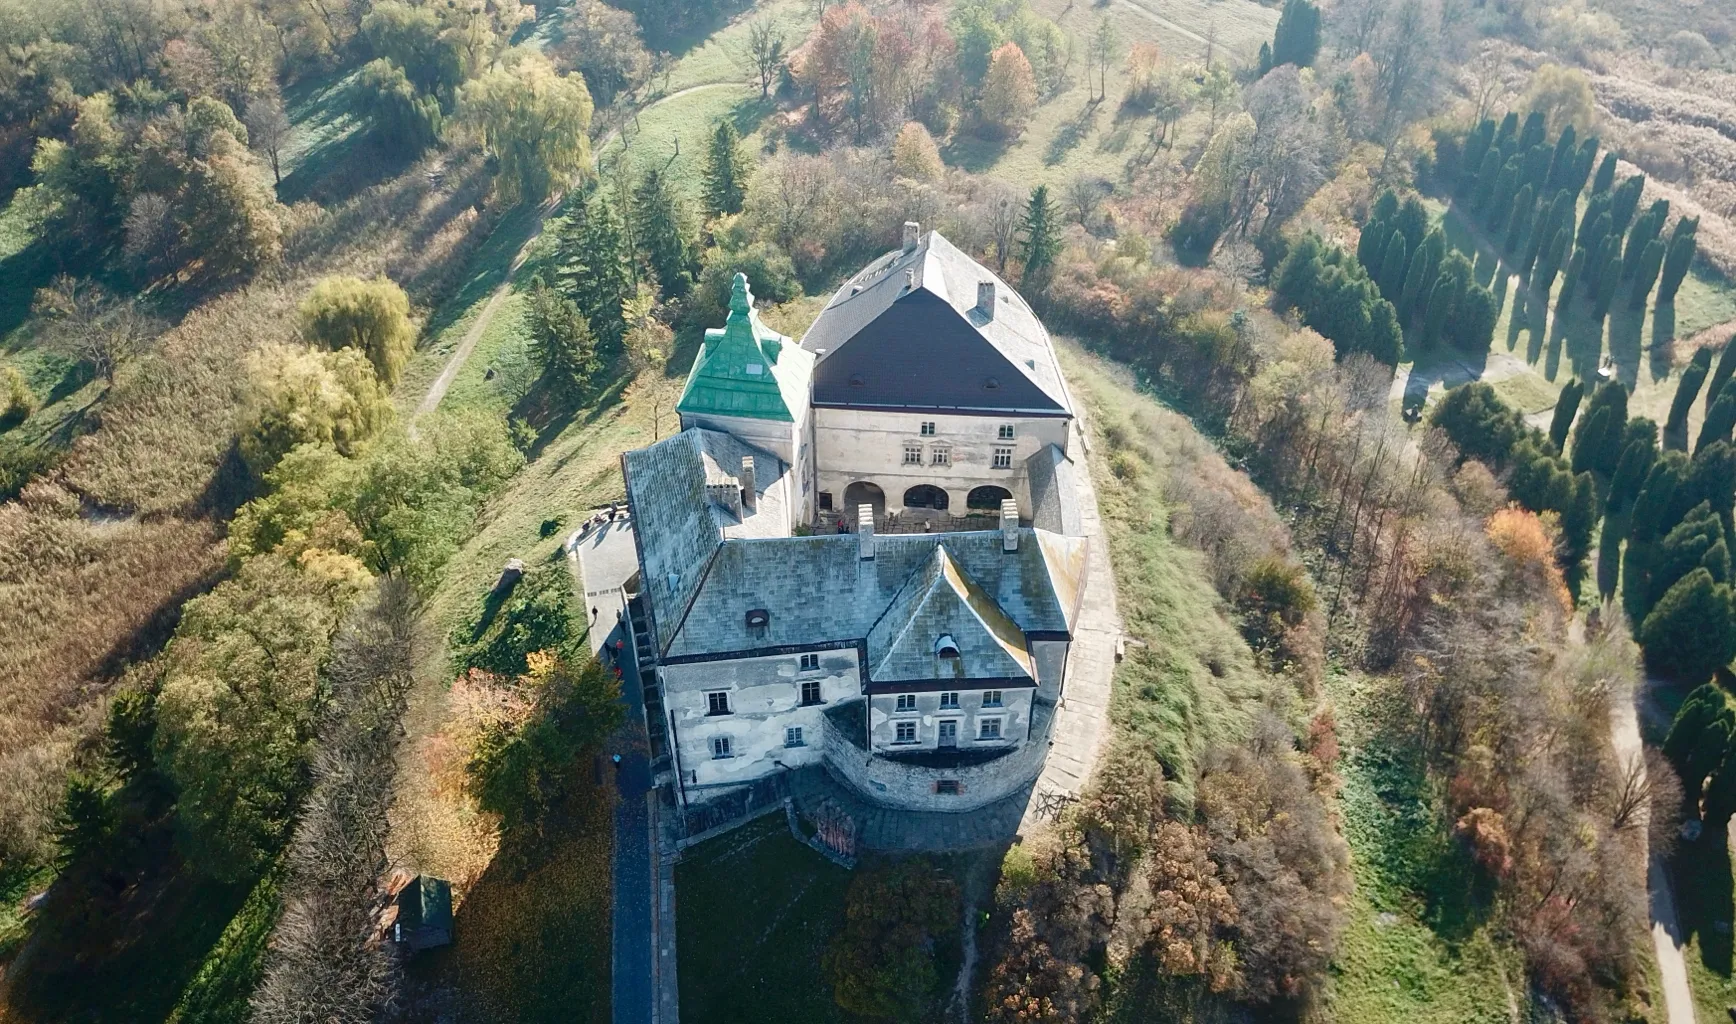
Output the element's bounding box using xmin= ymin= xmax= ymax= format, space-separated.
xmin=739 ymin=455 xmax=756 ymax=511
xmin=902 ymin=221 xmax=920 ymax=252
xmin=977 ymin=281 xmax=996 ymax=320
xmin=858 ymin=505 xmax=876 ymax=559
xmin=1001 ymin=499 xmax=1019 ymax=552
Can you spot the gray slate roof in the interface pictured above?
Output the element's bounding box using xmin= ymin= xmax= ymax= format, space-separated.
xmin=1027 ymin=444 xmax=1083 ymax=536
xmin=866 ymin=546 xmax=1034 ymax=683
xmin=800 ymin=231 xmax=1073 ymax=416
xmin=661 ymin=530 xmax=1088 ymax=669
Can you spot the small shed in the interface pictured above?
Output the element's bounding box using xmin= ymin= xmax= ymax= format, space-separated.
xmin=386 ymin=874 xmax=453 ymax=951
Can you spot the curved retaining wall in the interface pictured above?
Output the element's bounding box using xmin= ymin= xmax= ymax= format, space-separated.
xmin=821 ymin=703 xmax=1052 ymax=812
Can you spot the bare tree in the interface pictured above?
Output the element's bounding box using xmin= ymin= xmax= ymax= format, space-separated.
xmin=1369 ymin=0 xmax=1440 ymax=174
xmin=742 ymin=17 xmax=785 ymax=100
xmin=122 ymin=193 xmax=178 ymax=280
xmin=1064 ymin=174 xmax=1110 ymax=229
xmin=984 ymin=184 xmax=1023 ymax=274
xmin=1330 ymin=0 xmax=1387 ymax=58
xmin=245 ymin=91 xmax=292 ymax=187
xmin=1087 ymin=17 xmax=1120 ymax=103
xmin=32 ymin=277 xmax=161 ymax=386
xmin=1213 ymin=239 xmax=1265 ymax=297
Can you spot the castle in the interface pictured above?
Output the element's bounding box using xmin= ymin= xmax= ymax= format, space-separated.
xmin=619 ymin=223 xmax=1089 ymax=813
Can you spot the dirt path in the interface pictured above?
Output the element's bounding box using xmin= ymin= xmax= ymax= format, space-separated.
xmin=1609 ymin=674 xmax=1697 ymax=1024
xmin=411 ymin=82 xmax=744 ymax=419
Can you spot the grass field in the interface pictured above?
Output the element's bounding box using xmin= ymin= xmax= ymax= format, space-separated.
xmin=1402 ymin=198 xmax=1736 ymax=435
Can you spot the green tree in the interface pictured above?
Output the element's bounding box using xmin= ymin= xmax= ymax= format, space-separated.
xmin=1609 ymin=436 xmax=1658 ymax=516
xmin=1640 ymin=568 xmax=1736 ymax=682
xmin=355 ymin=58 xmax=441 ymax=153
xmin=701 ymin=118 xmax=747 ymax=218
xmin=459 ymin=54 xmax=594 ymax=203
xmin=1629 ymin=238 xmax=1667 ymax=310
xmin=1558 ymin=248 xmax=1585 ymax=307
xmin=1657 ymin=217 xmax=1699 ymax=304
xmin=824 ymin=861 xmax=962 ymax=1021
xmin=1699 ymin=384 xmax=1736 ymax=455
xmin=1018 ymin=184 xmax=1062 ymax=293
xmin=1709 ymin=342 xmax=1736 ymax=416
xmin=239 ymin=345 xmax=394 ymax=477
xmin=1666 ymin=352 xmax=1713 ymax=451
xmin=469 ymin=655 xmax=623 ymax=832
xmin=633 ymin=165 xmax=695 ymax=298
xmin=0 ymin=364 xmax=36 ymax=430
xmin=1400 ymin=228 xmax=1445 ymax=320
xmin=1610 ymin=174 xmax=1646 ymax=235
xmin=1548 ymin=379 xmax=1584 ymax=453
xmin=299 ymin=275 xmax=417 ymax=388
xmin=1432 ymin=382 xmax=1527 ymax=467
xmin=1503 ymin=184 xmax=1535 ymax=253
xmin=1268 ymin=0 xmax=1321 ymax=69
xmin=1591 ymin=151 xmax=1617 ymax=194
xmin=1377 ymin=231 xmax=1409 ymax=303
xmin=526 ymin=278 xmax=599 ymax=399
xmin=555 ymin=189 xmax=633 ymax=349
xmin=1648 ymin=502 xmax=1730 ymax=608
xmin=1571 ymin=380 xmax=1628 ymax=476
xmin=360 ymin=0 xmax=463 ymax=99
xmin=1452 ymin=284 xmax=1499 ymax=354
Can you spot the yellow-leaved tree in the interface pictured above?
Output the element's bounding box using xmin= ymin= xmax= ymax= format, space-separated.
xmin=459 ymin=53 xmax=594 ymax=204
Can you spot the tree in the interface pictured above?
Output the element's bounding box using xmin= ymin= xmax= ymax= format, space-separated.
xmin=1088 ymin=17 xmax=1120 ymax=103
xmin=469 ymin=654 xmax=622 ymax=831
xmin=1549 ymin=379 xmax=1585 ymax=453
xmin=981 ymin=42 xmax=1038 ymax=137
xmin=459 ymin=54 xmax=594 ymax=204
xmin=634 ymin=165 xmax=695 ymax=298
xmin=0 ymin=364 xmax=34 ymax=430
xmin=1199 ymin=63 xmax=1235 ymax=132
xmin=1709 ymin=342 xmax=1736 ymax=416
xmin=824 ymin=861 xmax=961 ymax=1021
xmin=1522 ymin=64 xmax=1595 ymax=136
xmin=239 ymin=344 xmax=395 ymax=476
xmin=1571 ymin=380 xmax=1629 ymax=476
xmin=360 ymin=0 xmax=464 ymax=99
xmin=1377 ymin=232 xmax=1410 ymax=303
xmin=1657 ymin=217 xmax=1699 ymax=304
xmin=526 ymin=278 xmax=599 ymax=399
xmin=355 ymin=58 xmax=441 ymax=153
xmin=1700 ymin=385 xmax=1736 ymax=456
xmin=1268 ymin=0 xmax=1321 ymax=69
xmin=555 ymin=189 xmax=634 ymax=349
xmin=701 ymin=118 xmax=747 ymax=218
xmin=31 ymin=277 xmax=160 ymax=386
xmin=244 ymin=90 xmax=291 ymax=186
xmin=626 ymin=302 xmax=677 ymax=439
xmin=891 ymin=121 xmax=944 ymax=181
xmin=1017 ymin=185 xmax=1062 ymax=293
xmin=299 ymin=276 xmax=417 ymax=388
xmin=1591 ymin=152 xmax=1617 ymax=195
xmin=744 ymin=16 xmax=785 ymax=99
xmin=1640 ymin=568 xmax=1736 ymax=682
xmin=1629 ymin=238 xmax=1666 ymax=310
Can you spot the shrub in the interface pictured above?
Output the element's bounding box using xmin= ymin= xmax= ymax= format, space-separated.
xmin=891 ymin=121 xmax=944 ymax=181
xmin=354 ymin=58 xmax=442 ymax=153
xmin=824 ymin=860 xmax=961 ymax=1020
xmin=0 ymin=364 xmax=35 ymax=429
xmin=468 ymin=654 xmax=622 ymax=832
xmin=298 ymin=276 xmax=417 ymax=389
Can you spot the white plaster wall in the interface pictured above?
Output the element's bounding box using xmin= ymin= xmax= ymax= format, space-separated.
xmin=1031 ymin=640 xmax=1069 ymax=702
xmin=812 ymin=408 xmax=1069 ymax=515
xmin=823 ymin=699 xmax=1049 ymax=812
xmin=662 ymin=647 xmax=858 ymax=788
xmin=866 ymin=687 xmax=1033 ymax=750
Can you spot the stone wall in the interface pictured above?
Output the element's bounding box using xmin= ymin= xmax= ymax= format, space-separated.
xmin=821 ymin=698 xmax=1053 ymax=812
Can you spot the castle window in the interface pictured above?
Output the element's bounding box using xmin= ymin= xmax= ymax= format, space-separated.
xmin=785 ymin=727 xmax=805 ymax=747
xmin=707 ymin=691 xmax=732 ymax=716
xmin=979 ymin=719 xmax=1002 ymax=740
xmin=936 ymin=779 xmax=961 ymax=795
xmin=939 ymin=691 xmax=960 ymax=709
xmin=998 ymin=423 xmax=1015 ymax=440
xmin=801 ymin=680 xmax=823 ymax=705
xmin=983 ymin=690 xmax=1003 ymax=708
xmin=895 ymin=693 xmax=917 ymax=713
xmin=903 ymin=444 xmax=923 ymax=465
xmin=935 ymin=634 xmax=960 ymax=659
xmin=799 ymin=653 xmax=820 ymax=671
xmin=818 ymin=491 xmax=834 ymax=511
xmin=895 ymin=721 xmax=917 ymax=743
xmin=711 ymin=736 xmax=733 ymax=758
xmin=930 ymin=446 xmax=951 ymax=466
xmin=920 ymin=421 xmax=936 ymax=436
xmin=746 ymin=608 xmax=770 ymax=631
xmin=992 ymin=447 xmax=1013 ymax=469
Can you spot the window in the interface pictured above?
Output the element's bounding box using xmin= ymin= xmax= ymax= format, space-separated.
xmin=711 ymin=736 xmax=733 ymax=758
xmin=998 ymin=423 xmax=1015 ymax=440
xmin=939 ymin=691 xmax=960 ymax=709
xmin=801 ymin=680 xmax=823 ymax=705
xmin=799 ymin=653 xmax=820 ymax=671
xmin=920 ymin=421 xmax=936 ymax=436
xmin=819 ymin=491 xmax=834 ymax=511
xmin=983 ymin=690 xmax=1003 ymax=708
xmin=895 ymin=693 xmax=917 ymax=713
xmin=979 ymin=718 xmax=1002 ymax=740
xmin=903 ymin=443 xmax=923 ymax=465
xmin=895 ymin=720 xmax=917 ymax=743
xmin=785 ymin=727 xmax=805 ymax=747
xmin=993 ymin=447 xmax=1014 ymax=469
xmin=936 ymin=779 xmax=961 ymax=795
xmin=706 ymin=691 xmax=732 ymax=716
xmin=930 ymin=446 xmax=951 ymax=466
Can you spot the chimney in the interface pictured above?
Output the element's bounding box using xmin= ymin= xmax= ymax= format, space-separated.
xmin=902 ymin=221 xmax=920 ymax=252
xmin=1001 ymin=499 xmax=1019 ymax=552
xmin=739 ymin=455 xmax=756 ymax=511
xmin=857 ymin=505 xmax=876 ymax=560
xmin=977 ymin=281 xmax=996 ymax=320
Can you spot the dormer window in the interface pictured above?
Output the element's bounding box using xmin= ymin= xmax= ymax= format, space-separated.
xmin=666 ymin=572 xmax=680 ymax=594
xmin=935 ymin=634 xmax=960 ymax=659
xmin=745 ymin=608 xmax=770 ymax=631
xmin=745 ymin=363 xmax=763 ymax=375
xmin=849 ymin=373 xmax=866 ymax=387
xmin=984 ymin=377 xmax=1000 ymax=390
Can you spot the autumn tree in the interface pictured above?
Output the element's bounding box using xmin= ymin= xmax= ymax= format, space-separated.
xmin=459 ymin=54 xmax=594 ymax=203
xmin=824 ymin=860 xmax=961 ymax=1020
xmin=299 ymin=276 xmax=417 ymax=388
xmin=891 ymin=121 xmax=944 ymax=181
xmin=980 ymin=42 xmax=1038 ymax=138
xmin=238 ymin=344 xmax=395 ymax=476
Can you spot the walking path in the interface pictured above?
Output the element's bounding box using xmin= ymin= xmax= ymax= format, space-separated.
xmin=1609 ymin=673 xmax=1696 ymax=1024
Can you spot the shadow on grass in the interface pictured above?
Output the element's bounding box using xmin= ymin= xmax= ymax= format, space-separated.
xmin=1558 ymin=303 xmax=1606 ymax=381
xmin=421 ymin=201 xmax=550 ymax=343
xmin=1609 ymin=306 xmax=1645 ymax=388
xmin=637 ymin=0 xmax=755 ymax=56
xmin=1653 ymin=301 xmax=1678 ymax=383
xmin=277 ymin=127 xmax=414 ymax=207
xmin=940 ymin=131 xmax=1012 ymax=174
xmin=1045 ymin=100 xmax=1100 ymax=166
xmin=1675 ymin=821 xmax=1735 ymax=978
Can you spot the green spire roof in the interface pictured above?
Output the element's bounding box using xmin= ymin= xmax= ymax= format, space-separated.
xmin=677 ymin=274 xmax=812 ymax=423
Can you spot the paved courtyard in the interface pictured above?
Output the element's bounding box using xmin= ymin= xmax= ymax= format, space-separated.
xmin=571 ymin=516 xmax=638 ymax=653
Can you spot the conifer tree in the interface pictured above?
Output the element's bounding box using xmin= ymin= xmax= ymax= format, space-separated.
xmin=701 ymin=119 xmax=748 ymax=218
xmin=1591 ymin=151 xmax=1617 ymax=195
xmin=1700 ymin=385 xmax=1736 ymax=455
xmin=1629 ymin=238 xmax=1666 ymax=310
xmin=1486 ymin=157 xmax=1522 ymax=232
xmin=1558 ymin=248 xmax=1585 ymax=307
xmin=527 ymin=278 xmax=600 ymax=398
xmin=634 ymin=166 xmax=695 ymax=298
xmin=1610 ymin=174 xmax=1646 ymax=234
xmin=1534 ymin=228 xmax=1569 ymax=298
xmin=1549 ymin=379 xmax=1585 ymax=452
xmin=1423 ymin=276 xmax=1455 ymax=348
xmin=1519 ymin=110 xmax=1546 ymax=151
xmin=1609 ymin=435 xmax=1657 ymax=515
xmin=1400 ymin=229 xmax=1445 ymax=321
xmin=1591 ymin=248 xmax=1623 ymax=320
xmin=1572 ymin=380 xmax=1629 ymax=476
xmin=1269 ymin=0 xmax=1322 ymax=68
xmin=1460 ymin=119 xmax=1495 ymax=196
xmin=1503 ymin=184 xmax=1535 ymax=253
xmin=556 ymin=189 xmax=633 ymax=348
xmin=1494 ymin=111 xmax=1520 ymax=151
xmin=1709 ymin=342 xmax=1736 ymax=416
xmin=1658 ymin=217 xmax=1700 ymax=304
xmin=1666 ymin=348 xmax=1714 ymax=450
xmin=1453 ymin=284 xmax=1499 ymax=354
xmin=1570 ymin=135 xmax=1600 ymax=194
xmin=1017 ymin=185 xmax=1062 ymax=292
xmin=1470 ymin=150 xmax=1503 ymax=213
xmin=1578 ymin=193 xmax=1612 ymax=252
xmin=1545 ymin=124 xmax=1577 ymax=191
xmin=1378 ymin=232 xmax=1409 ymax=303
xmin=1640 ymin=568 xmax=1736 ymax=682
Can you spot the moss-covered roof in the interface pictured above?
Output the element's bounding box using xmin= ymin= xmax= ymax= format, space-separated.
xmin=677 ymin=274 xmax=812 ymax=423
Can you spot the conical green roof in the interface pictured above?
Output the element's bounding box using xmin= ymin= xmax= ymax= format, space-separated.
xmin=677 ymin=274 xmax=812 ymax=423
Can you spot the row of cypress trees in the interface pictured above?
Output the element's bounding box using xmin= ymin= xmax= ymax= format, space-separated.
xmin=1272 ymin=233 xmax=1405 ymax=365
xmin=1355 ymin=190 xmax=1499 ymax=353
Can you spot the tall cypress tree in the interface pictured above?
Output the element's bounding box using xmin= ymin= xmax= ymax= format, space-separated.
xmin=1592 ymin=252 xmax=1623 ymax=320
xmin=1470 ymin=150 xmax=1503 ymax=213
xmin=1610 ymin=174 xmax=1646 ymax=235
xmin=1629 ymin=238 xmax=1667 ymax=310
xmin=1570 ymin=136 xmax=1600 ymax=194
xmin=1657 ymin=217 xmax=1700 ymax=304
xmin=1591 ymin=152 xmax=1618 ymax=195
xmin=1699 ymin=385 xmax=1736 ymax=455
xmin=1708 ymin=342 xmax=1736 ymax=416
xmin=1494 ymin=111 xmax=1520 ymax=152
xmin=1558 ymin=248 xmax=1586 ymax=307
xmin=1269 ymin=0 xmax=1322 ymax=68
xmin=556 ymin=189 xmax=634 ymax=349
xmin=634 ymin=166 xmax=695 ymax=299
xmin=1400 ymin=228 xmax=1445 ymax=321
xmin=1549 ymin=379 xmax=1585 ymax=453
xmin=701 ymin=118 xmax=748 ymax=218
xmin=1504 ymin=183 xmax=1535 ymax=253
xmin=1572 ymin=381 xmax=1630 ymax=477
xmin=1018 ymin=184 xmax=1063 ymax=292
xmin=1486 ymin=157 xmax=1523 ymax=233
xmin=1519 ymin=110 xmax=1547 ymax=151
xmin=1545 ymin=124 xmax=1578 ymax=191
xmin=1378 ymin=232 xmax=1410 ymax=302
xmin=1666 ymin=348 xmax=1715 ymax=450
xmin=1578 ymin=193 xmax=1612 ymax=251
xmin=1460 ymin=119 xmax=1496 ymax=196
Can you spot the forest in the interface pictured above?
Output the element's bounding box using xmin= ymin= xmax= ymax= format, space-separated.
xmin=0 ymin=0 xmax=1734 ymax=1022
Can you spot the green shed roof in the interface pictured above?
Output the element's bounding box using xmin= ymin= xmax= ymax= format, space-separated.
xmin=677 ymin=274 xmax=812 ymax=423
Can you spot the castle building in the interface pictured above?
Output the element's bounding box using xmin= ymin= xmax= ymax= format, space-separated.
xmin=619 ymin=225 xmax=1089 ymax=812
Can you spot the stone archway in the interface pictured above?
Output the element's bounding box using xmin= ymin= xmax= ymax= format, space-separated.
xmin=967 ymin=485 xmax=1013 ymax=511
xmin=843 ymin=481 xmax=886 ymax=517
xmin=902 ymin=484 xmax=950 ymax=511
